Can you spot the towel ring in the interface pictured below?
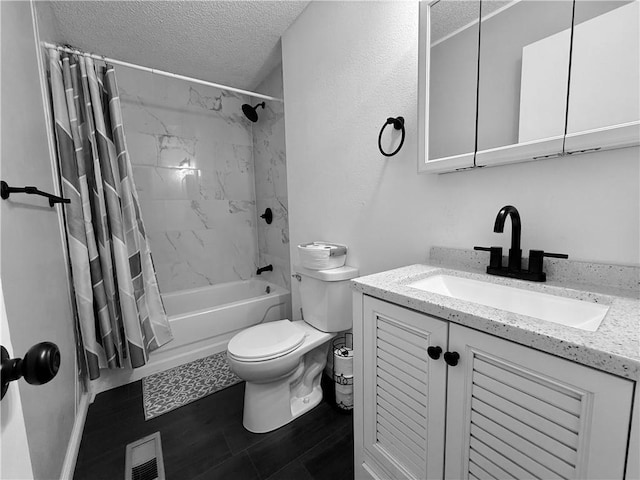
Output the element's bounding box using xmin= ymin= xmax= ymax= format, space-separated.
xmin=378 ymin=116 xmax=405 ymax=157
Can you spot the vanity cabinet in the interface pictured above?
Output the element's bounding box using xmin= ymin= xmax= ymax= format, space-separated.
xmin=358 ymin=296 xmax=448 ymax=479
xmin=353 ymin=295 xmax=635 ymax=480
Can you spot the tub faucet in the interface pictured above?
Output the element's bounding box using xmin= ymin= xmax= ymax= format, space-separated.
xmin=493 ymin=205 xmax=522 ymax=272
xmin=256 ymin=264 xmax=273 ymax=275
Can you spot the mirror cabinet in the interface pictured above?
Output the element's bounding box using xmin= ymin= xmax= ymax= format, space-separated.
xmin=418 ymin=0 xmax=640 ymax=174
xmin=475 ymin=0 xmax=573 ymax=167
xmin=565 ymin=1 xmax=639 ymax=154
xmin=419 ymin=0 xmax=480 ymax=172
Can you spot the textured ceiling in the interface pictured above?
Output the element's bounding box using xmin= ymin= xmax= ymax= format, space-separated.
xmin=47 ymin=1 xmax=513 ymax=91
xmin=431 ymin=0 xmax=511 ymax=43
xmin=47 ymin=1 xmax=310 ymax=92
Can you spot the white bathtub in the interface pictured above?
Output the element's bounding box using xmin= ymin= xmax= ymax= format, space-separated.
xmin=155 ymin=279 xmax=290 ymax=362
xmin=92 ymin=278 xmax=290 ymax=395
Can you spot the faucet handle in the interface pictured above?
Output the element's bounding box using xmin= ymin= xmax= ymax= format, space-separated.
xmin=543 ymin=252 xmax=569 ymax=259
xmin=474 ymin=246 xmax=503 ymax=268
xmin=528 ymin=250 xmax=568 ymax=275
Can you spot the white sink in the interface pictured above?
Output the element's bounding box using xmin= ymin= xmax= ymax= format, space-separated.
xmin=407 ymin=274 xmax=609 ymax=332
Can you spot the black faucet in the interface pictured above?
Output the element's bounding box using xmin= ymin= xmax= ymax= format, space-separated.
xmin=475 ymin=205 xmax=568 ymax=282
xmin=493 ymin=205 xmax=522 ymax=272
xmin=256 ymin=264 xmax=273 ymax=275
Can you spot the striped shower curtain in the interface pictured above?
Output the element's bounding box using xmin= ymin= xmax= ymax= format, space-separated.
xmin=47 ymin=49 xmax=172 ymax=380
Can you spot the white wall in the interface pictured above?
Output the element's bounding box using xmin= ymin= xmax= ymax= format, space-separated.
xmin=282 ymin=1 xmax=639 ymax=320
xmin=34 ymin=0 xmax=64 ymax=45
xmin=0 ymin=2 xmax=77 ymax=478
xmin=425 ymin=147 xmax=639 ymax=261
xmin=283 ymin=1 xmax=431 ymax=318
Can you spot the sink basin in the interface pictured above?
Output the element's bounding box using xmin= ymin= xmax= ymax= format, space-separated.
xmin=407 ymin=274 xmax=609 ymax=331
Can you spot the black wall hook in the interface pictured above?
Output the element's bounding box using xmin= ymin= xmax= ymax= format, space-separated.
xmin=1 ymin=180 xmax=70 ymax=207
xmin=378 ymin=116 xmax=405 ymax=157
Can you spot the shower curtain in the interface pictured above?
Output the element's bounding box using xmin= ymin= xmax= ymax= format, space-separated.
xmin=47 ymin=49 xmax=172 ymax=380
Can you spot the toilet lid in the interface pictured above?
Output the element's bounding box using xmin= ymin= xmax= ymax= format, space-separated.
xmin=227 ymin=320 xmax=306 ymax=362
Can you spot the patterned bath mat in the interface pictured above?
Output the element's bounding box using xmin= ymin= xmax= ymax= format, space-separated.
xmin=142 ymin=351 xmax=241 ymax=420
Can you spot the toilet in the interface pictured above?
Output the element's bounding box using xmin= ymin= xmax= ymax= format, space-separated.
xmin=227 ymin=264 xmax=359 ymax=433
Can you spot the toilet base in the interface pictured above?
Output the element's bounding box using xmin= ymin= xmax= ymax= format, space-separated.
xmin=243 ymin=381 xmax=323 ymax=433
xmin=242 ymin=345 xmax=329 ymax=433
xmin=291 ymin=386 xmax=323 ymax=419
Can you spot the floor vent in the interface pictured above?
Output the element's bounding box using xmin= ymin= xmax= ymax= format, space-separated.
xmin=132 ymin=459 xmax=158 ymax=480
xmin=125 ymin=432 xmax=165 ymax=480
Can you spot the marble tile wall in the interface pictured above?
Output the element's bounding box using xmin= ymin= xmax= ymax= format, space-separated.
xmin=253 ymin=65 xmax=291 ymax=293
xmin=118 ymin=68 xmax=260 ymax=293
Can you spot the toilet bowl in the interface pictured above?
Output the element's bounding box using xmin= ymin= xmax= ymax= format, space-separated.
xmin=227 ymin=320 xmax=335 ymax=433
xmin=227 ymin=264 xmax=359 ymax=433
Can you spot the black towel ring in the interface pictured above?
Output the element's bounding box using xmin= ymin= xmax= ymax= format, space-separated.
xmin=378 ymin=116 xmax=405 ymax=157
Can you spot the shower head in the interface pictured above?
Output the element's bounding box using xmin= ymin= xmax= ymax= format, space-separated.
xmin=242 ymin=102 xmax=265 ymax=123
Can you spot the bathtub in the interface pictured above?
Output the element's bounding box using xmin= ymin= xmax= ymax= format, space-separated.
xmin=155 ymin=279 xmax=290 ymax=363
xmin=92 ymin=278 xmax=290 ymax=395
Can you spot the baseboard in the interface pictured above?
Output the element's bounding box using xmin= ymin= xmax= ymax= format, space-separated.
xmin=59 ymin=392 xmax=91 ymax=480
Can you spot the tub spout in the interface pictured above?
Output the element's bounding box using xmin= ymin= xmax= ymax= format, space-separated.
xmin=256 ymin=264 xmax=273 ymax=275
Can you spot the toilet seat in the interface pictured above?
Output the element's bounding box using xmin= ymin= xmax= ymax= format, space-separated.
xmin=228 ymin=320 xmax=306 ymax=362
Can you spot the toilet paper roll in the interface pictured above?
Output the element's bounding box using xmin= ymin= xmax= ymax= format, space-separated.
xmin=333 ymin=347 xmax=353 ymax=377
xmin=335 ymin=379 xmax=353 ymax=410
xmin=333 ymin=375 xmax=353 ymax=385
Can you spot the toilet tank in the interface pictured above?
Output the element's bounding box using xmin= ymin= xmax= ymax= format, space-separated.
xmin=295 ymin=265 xmax=359 ymax=333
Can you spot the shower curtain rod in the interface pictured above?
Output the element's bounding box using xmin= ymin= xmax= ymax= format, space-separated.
xmin=41 ymin=42 xmax=284 ymax=103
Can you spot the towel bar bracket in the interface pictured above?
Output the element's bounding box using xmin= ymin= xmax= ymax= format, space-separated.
xmin=1 ymin=180 xmax=70 ymax=207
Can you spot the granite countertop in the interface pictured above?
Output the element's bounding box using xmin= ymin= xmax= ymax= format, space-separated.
xmin=351 ymin=263 xmax=640 ymax=381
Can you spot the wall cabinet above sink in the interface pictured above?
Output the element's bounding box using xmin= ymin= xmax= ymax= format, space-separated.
xmin=418 ymin=0 xmax=640 ymax=174
xmin=419 ymin=0 xmax=481 ymax=172
xmin=564 ymin=0 xmax=640 ymax=155
xmin=475 ymin=0 xmax=573 ymax=168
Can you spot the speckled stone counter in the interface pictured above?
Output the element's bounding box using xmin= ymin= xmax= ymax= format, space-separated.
xmin=351 ymin=264 xmax=640 ymax=381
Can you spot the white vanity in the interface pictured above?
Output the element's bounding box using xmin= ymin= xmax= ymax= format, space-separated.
xmin=351 ymin=258 xmax=639 ymax=480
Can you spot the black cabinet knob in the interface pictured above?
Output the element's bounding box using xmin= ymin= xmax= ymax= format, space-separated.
xmin=443 ymin=351 xmax=460 ymax=367
xmin=427 ymin=346 xmax=442 ymax=360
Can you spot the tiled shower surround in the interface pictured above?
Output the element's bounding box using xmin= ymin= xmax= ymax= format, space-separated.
xmin=117 ymin=66 xmax=290 ymax=294
xmin=254 ymin=66 xmax=291 ymax=291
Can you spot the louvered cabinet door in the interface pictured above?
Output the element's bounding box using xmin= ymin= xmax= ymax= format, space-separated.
xmin=361 ymin=296 xmax=448 ymax=480
xmin=444 ymin=324 xmax=634 ymax=480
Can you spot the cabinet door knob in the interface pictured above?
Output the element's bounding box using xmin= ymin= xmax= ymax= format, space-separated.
xmin=444 ymin=351 xmax=460 ymax=366
xmin=427 ymin=346 xmax=442 ymax=360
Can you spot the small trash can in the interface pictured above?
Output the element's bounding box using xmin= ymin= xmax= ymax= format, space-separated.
xmin=332 ymin=334 xmax=353 ymax=412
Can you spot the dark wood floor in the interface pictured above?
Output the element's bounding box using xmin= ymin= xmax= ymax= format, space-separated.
xmin=74 ymin=376 xmax=353 ymax=480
